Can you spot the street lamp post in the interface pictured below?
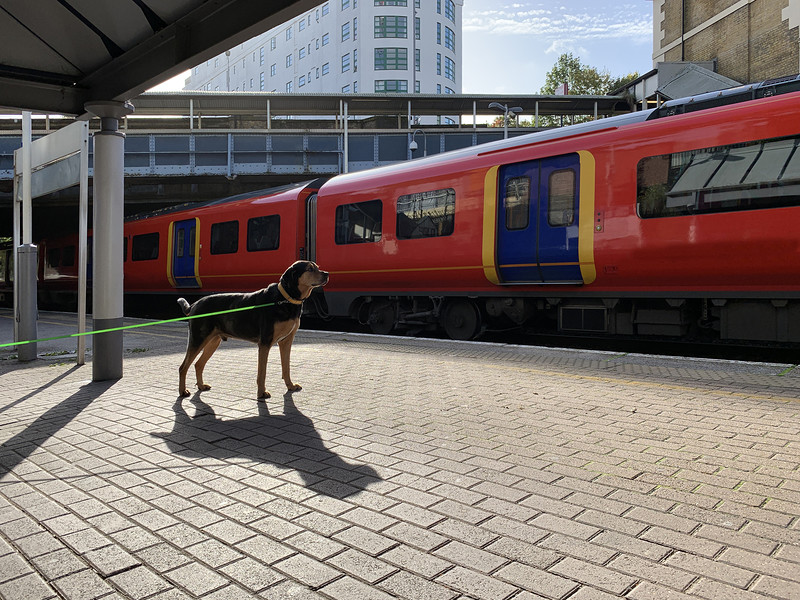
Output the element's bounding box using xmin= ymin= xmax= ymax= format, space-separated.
xmin=409 ymin=128 xmax=427 ymax=157
xmin=489 ymin=102 xmax=523 ymax=139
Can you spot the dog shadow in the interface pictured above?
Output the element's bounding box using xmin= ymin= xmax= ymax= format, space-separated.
xmin=152 ymin=392 xmax=381 ymax=499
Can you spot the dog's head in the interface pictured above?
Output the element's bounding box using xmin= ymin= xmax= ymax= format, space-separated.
xmin=280 ymin=261 xmax=329 ymax=301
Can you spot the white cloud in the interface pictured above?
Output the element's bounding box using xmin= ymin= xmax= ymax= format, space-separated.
xmin=463 ymin=2 xmax=651 ymax=42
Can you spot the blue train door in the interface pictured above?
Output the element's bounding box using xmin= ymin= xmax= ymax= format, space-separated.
xmin=170 ymin=218 xmax=201 ymax=288
xmin=496 ymin=153 xmax=582 ymax=284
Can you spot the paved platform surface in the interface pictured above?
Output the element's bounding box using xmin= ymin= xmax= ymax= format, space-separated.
xmin=0 ymin=309 xmax=799 ymax=600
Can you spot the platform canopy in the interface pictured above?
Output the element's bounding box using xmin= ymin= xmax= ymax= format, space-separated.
xmin=0 ymin=0 xmax=321 ymax=116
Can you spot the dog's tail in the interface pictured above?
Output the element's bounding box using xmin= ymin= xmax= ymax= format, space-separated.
xmin=177 ymin=297 xmax=191 ymax=316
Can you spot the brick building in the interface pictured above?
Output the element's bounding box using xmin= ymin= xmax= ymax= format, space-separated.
xmin=653 ymin=0 xmax=800 ymax=84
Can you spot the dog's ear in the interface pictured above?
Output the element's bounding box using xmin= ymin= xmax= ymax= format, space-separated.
xmin=280 ymin=261 xmax=306 ymax=297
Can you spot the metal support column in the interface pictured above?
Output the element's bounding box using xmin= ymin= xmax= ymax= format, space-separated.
xmin=85 ymin=100 xmax=133 ymax=381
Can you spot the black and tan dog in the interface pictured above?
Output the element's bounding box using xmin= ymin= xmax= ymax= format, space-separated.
xmin=177 ymin=261 xmax=329 ymax=399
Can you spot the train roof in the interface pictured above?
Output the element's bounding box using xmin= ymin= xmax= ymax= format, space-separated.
xmin=125 ymin=178 xmax=326 ymax=223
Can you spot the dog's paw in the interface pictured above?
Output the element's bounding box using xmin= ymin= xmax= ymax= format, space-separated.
xmin=286 ymin=383 xmax=302 ymax=392
xmin=258 ymin=390 xmax=271 ymax=399
xmin=197 ymin=384 xmax=211 ymax=391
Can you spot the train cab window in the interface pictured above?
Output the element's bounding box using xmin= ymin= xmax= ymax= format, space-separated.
xmin=504 ymin=177 xmax=530 ymax=230
xmin=638 ymin=135 xmax=800 ymax=218
xmin=548 ymin=169 xmax=576 ymax=227
xmin=62 ymin=246 xmax=75 ymax=267
xmin=335 ymin=199 xmax=382 ymax=244
xmin=396 ymin=188 xmax=455 ymax=239
xmin=211 ymin=220 xmax=240 ymax=254
xmin=247 ymin=215 xmax=280 ymax=251
xmin=131 ymin=232 xmax=160 ymax=261
xmin=47 ymin=248 xmax=61 ymax=268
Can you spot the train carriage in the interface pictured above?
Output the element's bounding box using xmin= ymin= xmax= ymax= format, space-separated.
xmin=27 ymin=75 xmax=800 ymax=345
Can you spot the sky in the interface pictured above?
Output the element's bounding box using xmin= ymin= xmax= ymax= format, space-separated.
xmin=461 ymin=0 xmax=654 ymax=94
xmin=149 ymin=0 xmax=655 ymax=95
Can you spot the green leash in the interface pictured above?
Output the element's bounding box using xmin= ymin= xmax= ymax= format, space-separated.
xmin=0 ymin=302 xmax=279 ymax=350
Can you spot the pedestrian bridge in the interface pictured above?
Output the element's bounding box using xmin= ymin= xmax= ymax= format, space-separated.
xmin=0 ymin=91 xmax=631 ymax=181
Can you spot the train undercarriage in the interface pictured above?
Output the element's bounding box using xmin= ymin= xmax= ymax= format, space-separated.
xmin=319 ymin=294 xmax=800 ymax=345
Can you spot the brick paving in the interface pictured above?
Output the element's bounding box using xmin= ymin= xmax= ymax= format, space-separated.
xmin=0 ymin=310 xmax=798 ymax=599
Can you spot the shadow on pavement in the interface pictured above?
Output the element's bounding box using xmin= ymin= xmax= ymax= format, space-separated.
xmin=153 ymin=392 xmax=382 ymax=499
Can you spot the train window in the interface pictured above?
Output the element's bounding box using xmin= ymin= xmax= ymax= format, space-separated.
xmin=131 ymin=232 xmax=160 ymax=261
xmin=548 ymin=170 xmax=576 ymax=227
xmin=396 ymin=188 xmax=455 ymax=239
xmin=638 ymin=135 xmax=800 ymax=218
xmin=504 ymin=177 xmax=530 ymax=230
xmin=211 ymin=220 xmax=239 ymax=255
xmin=62 ymin=246 xmax=75 ymax=267
xmin=247 ymin=215 xmax=280 ymax=251
xmin=47 ymin=248 xmax=61 ymax=268
xmin=335 ymin=199 xmax=382 ymax=244
xmin=175 ymin=229 xmax=185 ymax=258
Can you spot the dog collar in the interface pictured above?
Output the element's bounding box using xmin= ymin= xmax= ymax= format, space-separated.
xmin=277 ymin=282 xmax=303 ymax=305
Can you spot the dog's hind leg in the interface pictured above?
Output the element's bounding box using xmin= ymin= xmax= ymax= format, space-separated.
xmin=194 ymin=335 xmax=222 ymax=392
xmin=256 ymin=343 xmax=272 ymax=399
xmin=178 ymin=342 xmax=203 ymax=397
xmin=278 ymin=330 xmax=301 ymax=392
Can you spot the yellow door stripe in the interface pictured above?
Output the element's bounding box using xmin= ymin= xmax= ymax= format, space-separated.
xmin=482 ymin=166 xmax=500 ymax=284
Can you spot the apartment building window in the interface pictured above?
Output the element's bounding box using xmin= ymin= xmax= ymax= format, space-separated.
xmin=374 ymin=48 xmax=407 ymax=70
xmin=354 ymin=17 xmax=358 ymax=40
xmin=445 ymin=86 xmax=455 ymax=94
xmin=322 ymin=3 xmax=329 ymax=15
xmin=375 ymin=15 xmax=407 ymax=38
xmin=437 ymin=23 xmax=441 ymax=44
xmin=322 ymin=32 xmax=330 ymax=46
xmin=286 ymin=81 xmax=294 ymax=92
xmin=342 ymin=21 xmax=351 ymax=41
xmin=436 ymin=53 xmax=441 ymax=75
xmin=249 ymin=77 xmax=254 ymax=88
xmin=415 ymin=48 xmax=420 ymax=71
xmin=299 ymin=75 xmax=306 ymax=87
xmin=259 ymin=47 xmax=264 ymax=65
xmin=286 ymin=28 xmax=292 ymax=40
xmin=299 ymin=47 xmax=306 ymax=59
xmin=299 ymin=18 xmax=306 ymax=31
xmin=260 ymin=72 xmax=265 ymax=90
xmin=271 ymin=64 xmax=276 ymax=76
xmin=322 ymin=62 xmax=330 ymax=75
xmin=342 ymin=0 xmax=349 ymax=9
xmin=286 ymin=54 xmax=293 ymax=67
xmin=437 ymin=0 xmax=441 ymax=13
xmin=342 ymin=84 xmax=351 ymax=93
xmin=444 ymin=57 xmax=455 ymax=81
xmin=445 ymin=27 xmax=455 ymax=51
xmin=342 ymin=53 xmax=351 ymax=72
xmin=375 ymin=79 xmax=407 ymax=92
xmin=445 ymin=0 xmax=455 ymax=22
xmin=270 ymin=37 xmax=276 ymax=50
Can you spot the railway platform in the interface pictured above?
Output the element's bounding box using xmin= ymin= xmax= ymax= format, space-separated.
xmin=0 ymin=309 xmax=799 ymax=600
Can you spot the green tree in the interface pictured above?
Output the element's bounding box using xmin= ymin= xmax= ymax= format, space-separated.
xmin=541 ymin=52 xmax=611 ymax=96
xmin=536 ymin=53 xmax=639 ymax=126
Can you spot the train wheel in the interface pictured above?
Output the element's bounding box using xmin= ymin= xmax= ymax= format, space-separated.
xmin=368 ymin=300 xmax=395 ymax=335
xmin=442 ymin=300 xmax=481 ymax=340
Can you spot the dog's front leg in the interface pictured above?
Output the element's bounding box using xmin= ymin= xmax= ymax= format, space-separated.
xmin=278 ymin=330 xmax=301 ymax=392
xmin=257 ymin=343 xmax=271 ymax=399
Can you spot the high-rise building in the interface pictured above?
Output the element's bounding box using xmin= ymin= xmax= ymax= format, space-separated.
xmin=185 ymin=0 xmax=463 ymax=97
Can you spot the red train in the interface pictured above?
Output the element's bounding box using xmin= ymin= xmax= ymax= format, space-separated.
xmin=6 ymin=76 xmax=800 ymax=345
